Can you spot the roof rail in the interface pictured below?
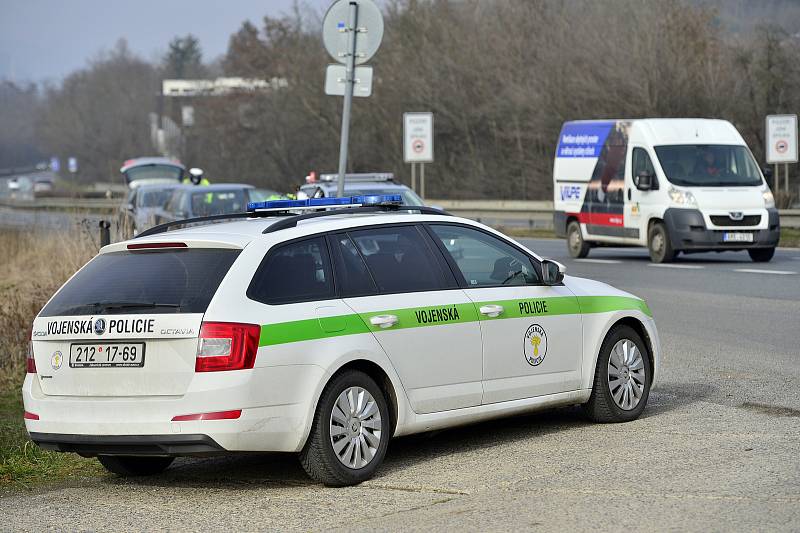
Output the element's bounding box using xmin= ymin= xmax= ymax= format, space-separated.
xmin=134 ymin=211 xmax=291 ymax=239
xmin=262 ymin=205 xmax=450 ymax=234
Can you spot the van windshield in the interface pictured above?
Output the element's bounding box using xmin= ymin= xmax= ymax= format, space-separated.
xmin=653 ymin=145 xmax=763 ymax=187
xmin=40 ymin=249 xmax=240 ymax=316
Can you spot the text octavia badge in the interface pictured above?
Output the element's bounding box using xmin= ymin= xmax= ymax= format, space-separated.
xmin=523 ymin=324 xmax=547 ymax=366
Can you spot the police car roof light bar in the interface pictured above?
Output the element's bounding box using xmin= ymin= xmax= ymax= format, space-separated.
xmin=247 ymin=194 xmax=402 ymax=213
xmin=135 ymin=195 xmax=410 ymax=239
xmin=261 ymin=204 xmax=451 ymax=234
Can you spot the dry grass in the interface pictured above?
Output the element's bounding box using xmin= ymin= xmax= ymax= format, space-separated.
xmin=0 ymin=228 xmax=103 ymax=489
xmin=0 ymin=228 xmax=97 ymax=389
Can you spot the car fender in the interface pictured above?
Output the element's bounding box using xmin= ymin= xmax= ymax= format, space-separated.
xmin=579 ymin=309 xmax=660 ymax=391
xmin=290 ymin=336 xmax=415 ymax=452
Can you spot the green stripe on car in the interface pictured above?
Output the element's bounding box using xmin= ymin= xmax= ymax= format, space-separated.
xmin=259 ymin=295 xmax=650 ymax=347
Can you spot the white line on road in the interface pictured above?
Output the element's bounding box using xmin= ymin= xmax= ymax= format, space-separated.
xmin=648 ymin=264 xmax=704 ymax=269
xmin=734 ymin=268 xmax=797 ymax=275
xmin=573 ymin=259 xmax=623 ymax=264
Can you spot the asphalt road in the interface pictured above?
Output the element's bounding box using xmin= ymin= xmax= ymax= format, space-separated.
xmin=2 ymin=238 xmax=799 ymax=532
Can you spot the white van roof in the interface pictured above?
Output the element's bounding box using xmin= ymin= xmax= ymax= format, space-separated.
xmin=562 ymin=118 xmax=745 ymax=146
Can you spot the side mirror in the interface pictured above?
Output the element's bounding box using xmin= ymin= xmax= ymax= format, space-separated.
xmin=125 ymin=203 xmax=134 ymax=212
xmin=634 ymin=171 xmax=654 ymax=191
xmin=762 ymin=166 xmax=773 ymax=180
xmin=541 ymin=259 xmax=566 ymax=286
xmin=189 ymin=167 xmax=204 ymax=177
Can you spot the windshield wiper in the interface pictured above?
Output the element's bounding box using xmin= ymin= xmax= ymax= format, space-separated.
xmin=101 ymin=301 xmax=182 ymax=311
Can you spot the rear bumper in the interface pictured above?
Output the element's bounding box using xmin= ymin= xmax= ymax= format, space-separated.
xmin=22 ymin=364 xmax=327 ymax=454
xmin=30 ymin=432 xmax=224 ymax=457
xmin=664 ymin=208 xmax=780 ymax=251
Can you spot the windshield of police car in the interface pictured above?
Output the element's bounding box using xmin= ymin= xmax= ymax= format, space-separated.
xmin=654 ymin=145 xmax=763 ymax=187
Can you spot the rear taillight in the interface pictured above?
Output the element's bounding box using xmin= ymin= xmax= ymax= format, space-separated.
xmin=195 ymin=322 xmax=260 ymax=372
xmin=26 ymin=341 xmax=36 ymax=374
xmin=23 ymin=411 xmax=39 ymax=420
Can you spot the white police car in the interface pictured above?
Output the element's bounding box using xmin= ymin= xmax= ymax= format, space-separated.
xmin=23 ymin=195 xmax=660 ymax=486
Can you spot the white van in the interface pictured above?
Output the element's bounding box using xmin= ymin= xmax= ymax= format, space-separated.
xmin=552 ymin=119 xmax=779 ymax=263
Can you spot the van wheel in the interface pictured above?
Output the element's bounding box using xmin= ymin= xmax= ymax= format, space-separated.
xmin=567 ymin=221 xmax=590 ymax=258
xmin=648 ymin=222 xmax=676 ymax=263
xmin=98 ymin=455 xmax=174 ymax=476
xmin=748 ymin=247 xmax=775 ymax=262
xmin=300 ymin=370 xmax=390 ymax=486
xmin=582 ymin=325 xmax=652 ymax=423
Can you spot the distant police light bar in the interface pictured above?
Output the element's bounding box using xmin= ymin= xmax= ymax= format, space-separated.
xmin=247 ymin=194 xmax=402 ymax=213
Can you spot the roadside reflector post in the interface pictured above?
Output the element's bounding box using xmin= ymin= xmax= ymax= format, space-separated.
xmin=99 ymin=220 xmax=111 ymax=247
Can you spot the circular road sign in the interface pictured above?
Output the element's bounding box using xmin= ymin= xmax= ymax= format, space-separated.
xmin=776 ymin=140 xmax=788 ymax=153
xmin=412 ymin=139 xmax=425 ymax=153
xmin=323 ymin=0 xmax=384 ymax=65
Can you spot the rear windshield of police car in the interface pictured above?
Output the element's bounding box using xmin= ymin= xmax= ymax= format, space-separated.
xmin=40 ymin=248 xmax=240 ymax=317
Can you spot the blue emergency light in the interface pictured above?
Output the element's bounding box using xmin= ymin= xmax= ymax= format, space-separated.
xmin=247 ymin=194 xmax=403 ymax=213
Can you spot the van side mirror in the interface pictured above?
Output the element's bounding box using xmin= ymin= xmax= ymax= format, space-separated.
xmin=762 ymin=166 xmax=773 ymax=180
xmin=541 ymin=259 xmax=565 ymax=286
xmin=634 ymin=170 xmax=654 ymax=191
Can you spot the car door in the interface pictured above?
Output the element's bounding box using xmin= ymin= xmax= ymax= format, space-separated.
xmin=627 ymin=146 xmax=659 ymax=245
xmin=426 ymin=223 xmax=583 ymax=405
xmin=330 ymin=224 xmax=484 ymax=414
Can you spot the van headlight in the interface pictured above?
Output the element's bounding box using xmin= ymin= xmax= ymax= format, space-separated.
xmin=668 ymin=186 xmax=698 ymax=208
xmin=762 ymin=189 xmax=775 ymax=208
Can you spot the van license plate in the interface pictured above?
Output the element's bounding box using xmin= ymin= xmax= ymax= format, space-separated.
xmin=69 ymin=343 xmax=145 ymax=368
xmin=723 ymin=232 xmax=754 ymax=243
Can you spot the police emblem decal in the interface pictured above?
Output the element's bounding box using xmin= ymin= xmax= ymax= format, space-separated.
xmin=51 ymin=351 xmax=63 ymax=370
xmin=94 ymin=318 xmax=106 ymax=335
xmin=523 ymin=324 xmax=548 ymax=366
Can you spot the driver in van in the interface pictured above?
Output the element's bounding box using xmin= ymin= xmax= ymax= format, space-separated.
xmin=694 ymin=148 xmax=722 ymax=177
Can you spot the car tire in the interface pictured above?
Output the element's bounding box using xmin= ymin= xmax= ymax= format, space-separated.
xmin=582 ymin=324 xmax=652 ymax=423
xmin=748 ymin=247 xmax=775 ymax=262
xmin=567 ymin=220 xmax=591 ymax=258
xmin=97 ymin=455 xmax=174 ymax=476
xmin=648 ymin=222 xmax=676 ymax=263
xmin=299 ymin=370 xmax=390 ymax=487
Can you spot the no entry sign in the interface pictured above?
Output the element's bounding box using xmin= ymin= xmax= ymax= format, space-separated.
xmin=404 ymin=112 xmax=434 ymax=163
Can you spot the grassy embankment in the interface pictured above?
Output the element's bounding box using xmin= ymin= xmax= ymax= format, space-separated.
xmin=0 ymin=229 xmax=104 ymax=490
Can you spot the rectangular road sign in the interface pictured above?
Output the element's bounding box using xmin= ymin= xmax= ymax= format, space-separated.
xmin=403 ymin=112 xmax=434 ymax=163
xmin=325 ymin=65 xmax=373 ymax=97
xmin=766 ymin=114 xmax=798 ymax=164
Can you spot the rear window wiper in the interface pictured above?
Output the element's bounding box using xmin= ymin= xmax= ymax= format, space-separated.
xmin=100 ymin=301 xmax=182 ymax=312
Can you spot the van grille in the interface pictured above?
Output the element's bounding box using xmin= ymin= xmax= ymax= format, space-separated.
xmin=710 ymin=215 xmax=761 ymax=227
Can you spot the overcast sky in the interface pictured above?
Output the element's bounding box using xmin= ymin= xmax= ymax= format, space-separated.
xmin=0 ymin=0 xmax=332 ymax=84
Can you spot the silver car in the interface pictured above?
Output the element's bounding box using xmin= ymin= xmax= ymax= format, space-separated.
xmin=120 ymin=184 xmax=179 ymax=236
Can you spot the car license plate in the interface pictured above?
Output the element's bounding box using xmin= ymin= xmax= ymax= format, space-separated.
xmin=69 ymin=342 xmax=145 ymax=368
xmin=723 ymin=232 xmax=754 ymax=243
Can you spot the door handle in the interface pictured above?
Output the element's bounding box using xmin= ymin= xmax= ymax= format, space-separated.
xmin=479 ymin=305 xmax=504 ymax=318
xmin=370 ymin=314 xmax=399 ymax=329
xmin=627 ymin=188 xmax=632 ymax=200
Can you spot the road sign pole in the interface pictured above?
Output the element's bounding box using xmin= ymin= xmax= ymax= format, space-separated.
xmin=420 ymin=163 xmax=425 ymax=200
xmin=786 ymin=163 xmax=790 ymax=193
xmin=336 ymin=2 xmax=359 ymax=198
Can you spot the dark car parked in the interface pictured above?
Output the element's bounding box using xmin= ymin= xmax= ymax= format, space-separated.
xmin=154 ymin=184 xmax=255 ymax=224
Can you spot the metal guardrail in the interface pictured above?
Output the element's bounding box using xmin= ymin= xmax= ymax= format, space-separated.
xmin=0 ymin=197 xmax=798 ymax=228
xmin=429 ymin=200 xmax=800 ymax=229
xmin=0 ymin=197 xmax=119 ymax=210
